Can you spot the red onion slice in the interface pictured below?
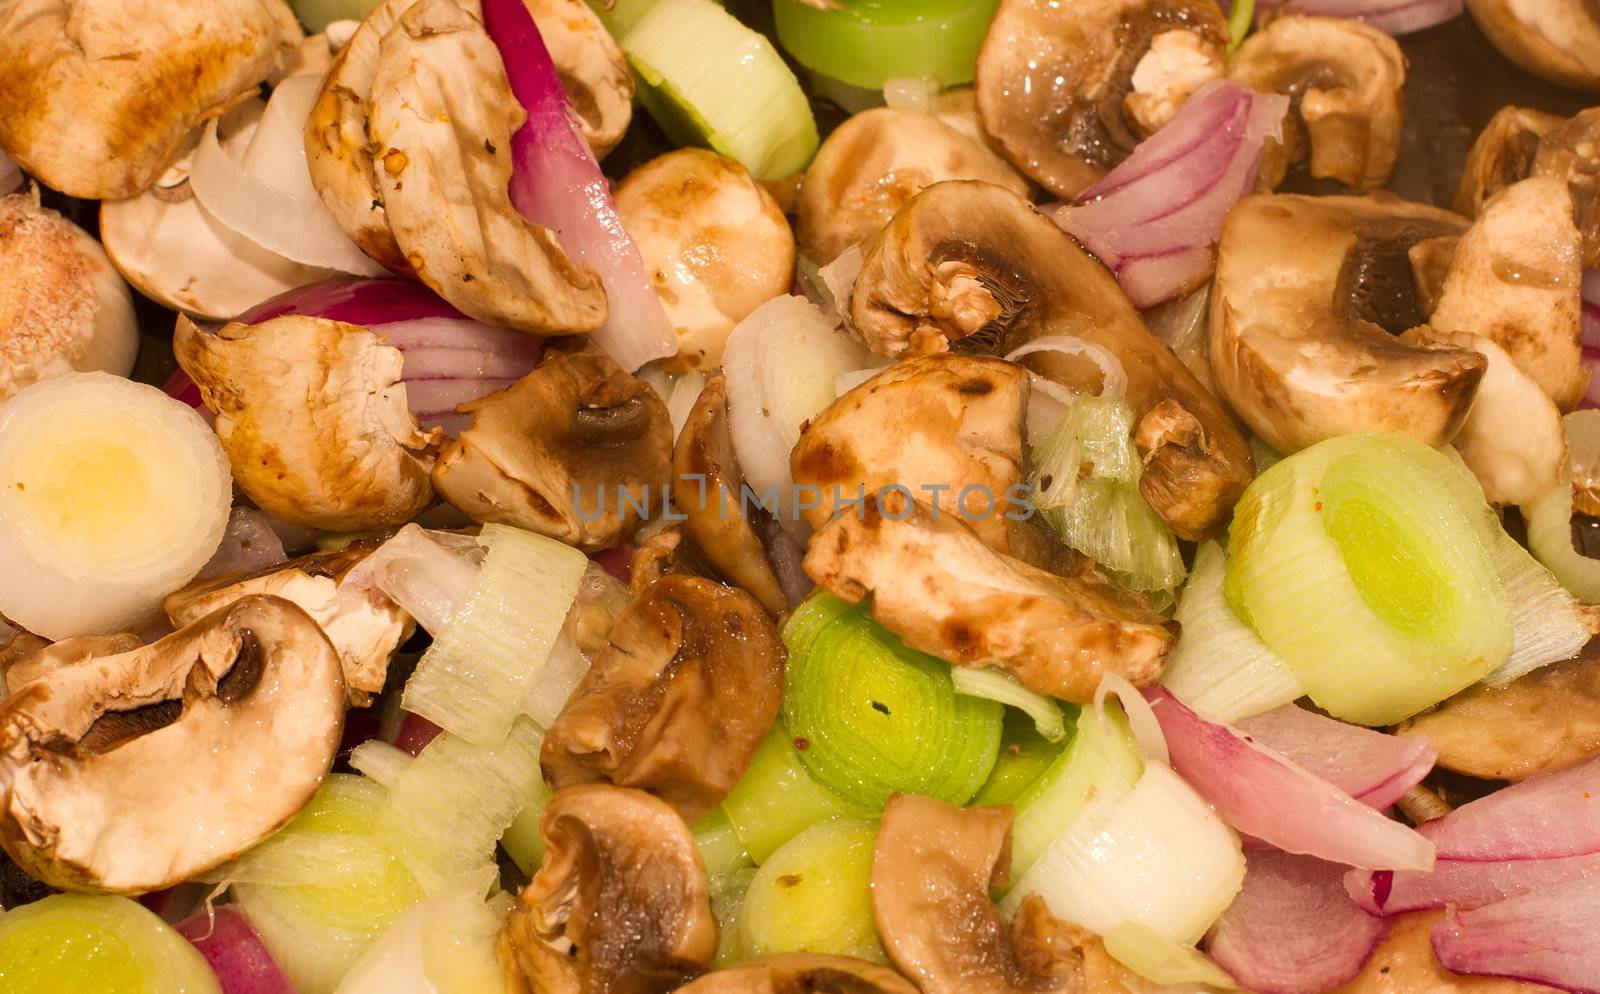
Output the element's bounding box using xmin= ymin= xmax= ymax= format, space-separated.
xmin=237 ymin=277 xmax=467 ymax=325
xmin=175 ymin=906 xmax=298 ymax=994
xmin=1418 ymin=755 xmax=1600 ymax=861
xmin=1258 ymin=0 xmax=1463 ymax=35
xmin=1432 ymin=874 xmax=1600 ymax=993
xmin=392 ymin=711 xmax=444 ymax=757
xmin=1055 ymin=81 xmax=1288 ymax=309
xmin=1206 ymin=850 xmax=1384 ymax=994
xmin=1348 ymin=851 xmax=1600 ymax=917
xmin=1235 ymin=704 xmax=1436 ymax=810
xmin=589 ymin=545 xmax=633 ymax=585
xmin=480 ymin=0 xmax=675 ymax=371
xmin=1582 ymin=273 xmax=1600 ymax=409
xmin=1146 ymin=687 xmax=1436 ymax=870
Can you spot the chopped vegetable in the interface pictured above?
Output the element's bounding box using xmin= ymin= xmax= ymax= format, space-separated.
xmin=721 ymin=727 xmax=859 ymax=863
xmin=0 ymin=894 xmax=222 ymax=994
xmin=771 ymin=0 xmax=998 ymax=89
xmin=970 ymin=710 xmax=1071 ymax=808
xmin=950 ymin=667 xmax=1067 ymax=742
xmin=1102 ymin=921 xmax=1238 ymax=989
xmin=174 ymin=907 xmax=296 ymax=994
xmin=333 ymin=865 xmax=510 ymax=994
xmin=733 ymin=819 xmax=885 ymax=964
xmin=289 ymin=0 xmax=382 ymax=31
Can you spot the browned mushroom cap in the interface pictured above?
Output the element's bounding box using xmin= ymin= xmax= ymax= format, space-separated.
xmin=174 ymin=314 xmax=440 ymax=531
xmin=871 ymin=794 xmax=1086 ymax=994
xmin=673 ymin=376 xmax=791 ymax=616
xmin=791 ymin=354 xmax=1027 ymax=555
xmin=367 ymin=0 xmax=605 ymax=333
xmin=804 ymin=491 xmax=1175 ymax=703
xmin=1464 ymin=0 xmax=1600 ymax=92
xmin=164 ymin=545 xmax=412 ymax=706
xmin=974 ymin=0 xmax=1228 ymax=199
xmin=431 ymin=347 xmax=673 ymax=551
xmin=0 ymin=0 xmax=299 ymax=200
xmin=796 ymin=108 xmax=1030 ymax=265
xmin=1328 ymin=910 xmax=1552 ymax=994
xmin=851 ymin=180 xmax=1252 ymax=540
xmin=673 ymin=955 xmax=921 ymax=994
xmin=1430 ymin=177 xmax=1586 ymax=411
xmin=0 ymin=595 xmax=345 ymax=893
xmin=499 ymin=785 xmax=718 ymax=994
xmin=1530 ymin=109 xmax=1600 ymax=269
xmin=1453 ymin=106 xmax=1564 ymax=219
xmin=1228 ymin=16 xmax=1404 ymax=192
xmin=540 ymin=574 xmax=783 ymax=822
xmin=1209 ymin=193 xmax=1485 ymax=455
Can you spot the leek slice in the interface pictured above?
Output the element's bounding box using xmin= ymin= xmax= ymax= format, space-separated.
xmin=1004 ymin=763 xmax=1244 ymax=944
xmin=623 ymin=0 xmax=819 ymax=180
xmin=289 ymin=0 xmax=380 ymax=31
xmin=500 ymin=799 xmax=548 ymax=878
xmin=722 ymin=726 xmax=858 ymax=863
xmin=1525 ymin=413 xmax=1600 ymax=605
xmin=950 ymin=667 xmax=1068 ymax=742
xmin=377 ymin=718 xmax=547 ymax=893
xmin=771 ymin=0 xmax=998 ymax=88
xmin=1102 ymin=921 xmax=1238 ymax=988
xmin=711 ymin=865 xmax=758 ymax=967
xmin=0 ymin=894 xmax=221 ymax=994
xmin=733 ymin=819 xmax=886 ymax=964
xmin=347 ymin=740 xmax=413 ymax=789
xmin=1226 ymin=0 xmax=1256 ymax=50
xmin=971 ymin=710 xmax=1071 ymax=808
xmin=1158 ymin=542 xmax=1304 ymax=723
xmin=401 ymin=523 xmax=586 ymax=746
xmin=1031 ymin=394 xmax=1185 ymax=597
xmin=1228 ymin=434 xmax=1512 ymax=726
xmin=782 ymin=593 xmax=1003 ymax=810
xmin=334 ymin=865 xmax=509 ymax=994
xmin=694 ymin=807 xmax=754 ymax=879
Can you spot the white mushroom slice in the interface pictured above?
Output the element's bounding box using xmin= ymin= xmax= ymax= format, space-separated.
xmin=0 ymin=595 xmax=345 ymax=893
xmin=0 ymin=0 xmax=301 ymax=200
xmin=1465 ymin=0 xmax=1600 ymax=92
xmin=0 ymin=193 xmax=137 ymax=402
xmin=1430 ymin=176 xmax=1587 ymax=411
xmin=1126 ymin=30 xmax=1227 ymax=138
xmin=174 ymin=314 xmax=441 ymax=531
xmin=1 ymin=634 xmax=141 ymax=698
xmin=100 ymin=100 xmax=332 ymax=322
xmin=1453 ymin=105 xmax=1564 ymax=219
xmin=367 ymin=0 xmax=605 ymax=333
xmin=525 ymin=0 xmax=634 ymax=158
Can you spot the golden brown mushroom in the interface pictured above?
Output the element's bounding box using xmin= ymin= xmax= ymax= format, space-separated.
xmin=431 ymin=347 xmax=673 ymax=551
xmin=850 ymin=180 xmax=1252 ymax=540
xmin=673 ymin=955 xmax=921 ymax=994
xmin=1329 ymin=910 xmax=1557 ymax=994
xmin=0 ymin=595 xmax=345 ymax=893
xmin=499 ymin=785 xmax=719 ymax=994
xmin=803 ymin=491 xmax=1175 ymax=703
xmin=0 ymin=634 xmax=142 ymax=697
xmin=540 ymin=573 xmax=783 ymax=822
xmin=1464 ymin=0 xmax=1600 ymax=92
xmin=1453 ymin=106 xmax=1565 ymax=219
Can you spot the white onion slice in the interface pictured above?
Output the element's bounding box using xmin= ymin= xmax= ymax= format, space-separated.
xmin=0 ymin=373 xmax=232 ymax=638
xmin=1005 ymin=335 xmax=1129 ymax=401
xmin=1096 ymin=673 xmax=1170 ymax=765
xmin=190 ymin=77 xmax=385 ymax=276
xmin=340 ymin=525 xmax=486 ymax=636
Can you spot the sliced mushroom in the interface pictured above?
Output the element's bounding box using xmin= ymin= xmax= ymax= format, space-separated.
xmin=1209 ymin=192 xmax=1484 ymax=454
xmin=431 ymin=346 xmax=673 ymax=551
xmin=1530 ymin=109 xmax=1600 ymax=269
xmin=796 ymin=108 xmax=1030 ymax=265
xmin=872 ymin=794 xmax=1089 ymax=994
xmin=1408 ymin=235 xmax=1460 ymax=318
xmin=804 ymin=491 xmax=1175 ymax=703
xmin=164 ymin=545 xmax=413 ymax=706
xmin=174 ymin=314 xmax=440 ymax=531
xmin=0 ymin=0 xmax=299 ymax=199
xmin=540 ymin=574 xmax=783 ymax=822
xmin=616 ymin=149 xmax=796 ymax=370
xmin=1228 ymin=16 xmax=1404 ymax=192
xmin=0 ymin=595 xmax=345 ymax=893
xmin=0 ymin=634 xmax=142 ymax=697
xmin=673 ymin=375 xmax=791 ymax=615
xmin=367 ymin=0 xmax=605 ymax=333
xmin=974 ymin=0 xmax=1228 ymax=199
xmin=1329 ymin=910 xmax=1553 ymax=994
xmin=791 ymin=354 xmax=1027 ymax=555
xmin=1453 ymin=106 xmax=1564 ymax=219
xmin=1464 ymin=0 xmax=1600 ymax=92
xmin=499 ymin=785 xmax=718 ymax=994
xmin=527 ymin=0 xmax=634 ymax=158
xmin=851 ymin=180 xmax=1252 ymax=540
xmin=675 ymin=957 xmax=920 ymax=994
xmin=0 ymin=192 xmax=138 ymax=402
xmin=1430 ymin=177 xmax=1586 ymax=411
xmin=100 ymin=99 xmax=332 ymax=321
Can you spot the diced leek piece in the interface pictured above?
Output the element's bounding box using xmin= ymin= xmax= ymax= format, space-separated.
xmin=289 ymin=0 xmax=380 ymax=31
xmin=1226 ymin=0 xmax=1256 ymax=50
xmin=377 ymin=718 xmax=547 ymax=893
xmin=1031 ymin=394 xmax=1186 ymax=596
xmin=733 ymin=819 xmax=886 ymax=964
xmin=1102 ymin=921 xmax=1239 ymax=988
xmin=1004 ymin=763 xmax=1244 ymax=945
xmin=500 ymin=798 xmax=549 ymax=878
xmin=1009 ymin=705 xmax=1145 ymax=878
xmin=723 ymin=726 xmax=858 ymax=863
xmin=1158 ymin=542 xmax=1305 ymax=723
xmin=0 ymin=894 xmax=221 ymax=994
xmin=1526 ymin=478 xmax=1600 ymax=603
xmin=623 ymin=0 xmax=820 ymax=181
xmin=1228 ymin=434 xmax=1512 ymax=726
xmin=950 ymin=667 xmax=1068 ymax=742
xmin=402 ymin=523 xmax=587 ymax=746
xmin=710 ymin=865 xmax=758 ymax=968
xmin=334 ymin=865 xmax=508 ymax=994
xmin=199 ymin=832 xmax=395 ymax=886
xmin=771 ymin=0 xmax=998 ymax=88
xmin=783 ymin=593 xmax=1004 ymax=811
xmin=233 ymin=776 xmax=423 ymax=994
xmin=694 ymin=807 xmax=754 ymax=879
xmin=347 ymin=740 xmax=413 ymax=789
xmin=971 ymin=710 xmax=1071 ymax=808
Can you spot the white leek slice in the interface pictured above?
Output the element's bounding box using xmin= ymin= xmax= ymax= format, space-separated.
xmin=1525 ymin=411 xmax=1600 ymax=605
xmin=1102 ymin=921 xmax=1238 ymax=989
xmin=951 ymin=667 xmax=1067 ymax=742
xmin=1010 ymin=705 xmax=1144 ymax=878
xmin=333 ymin=864 xmax=509 ymax=994
xmin=1004 ymin=763 xmax=1245 ymax=945
xmin=348 ymin=740 xmax=415 ymax=789
xmin=0 ymin=894 xmax=222 ymax=994
xmin=721 ymin=295 xmax=874 ymax=535
xmin=341 ymin=525 xmax=486 ymax=636
xmin=733 ymin=818 xmax=885 ymax=963
xmin=1159 ymin=543 xmax=1304 ymax=723
xmin=199 ymin=832 xmax=395 ymax=887
xmin=401 ymin=523 xmax=586 ymax=745
xmin=0 ymin=372 xmax=231 ymax=638
xmin=377 ymin=718 xmax=547 ymax=893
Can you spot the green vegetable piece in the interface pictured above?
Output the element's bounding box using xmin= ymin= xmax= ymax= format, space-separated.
xmin=0 ymin=894 xmax=220 ymax=994
xmin=733 ymin=819 xmax=885 ymax=964
xmin=723 ymin=726 xmax=859 ymax=864
xmin=1010 ymin=705 xmax=1145 ymax=878
xmin=1226 ymin=0 xmax=1256 ymax=51
xmin=771 ymin=0 xmax=999 ymax=89
xmin=289 ymin=0 xmax=381 ymax=32
xmin=971 ymin=709 xmax=1071 ymax=808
